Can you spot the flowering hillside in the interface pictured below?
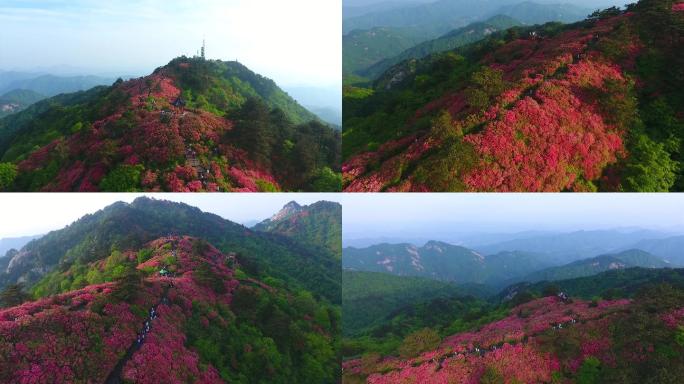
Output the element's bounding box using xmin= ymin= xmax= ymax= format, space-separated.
xmin=0 ymin=236 xmax=339 ymax=383
xmin=0 ymin=57 xmax=341 ymax=192
xmin=343 ymin=285 xmax=684 ymax=383
xmin=343 ymin=0 xmax=684 ymax=192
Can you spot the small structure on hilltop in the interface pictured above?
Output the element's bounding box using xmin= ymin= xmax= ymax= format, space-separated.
xmin=172 ymin=96 xmax=186 ymax=109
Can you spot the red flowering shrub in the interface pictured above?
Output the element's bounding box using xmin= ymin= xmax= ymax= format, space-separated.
xmin=347 ymin=297 xmax=638 ymax=383
xmin=0 ymin=237 xmax=243 ymax=383
xmin=342 ymin=14 xmax=644 ymax=192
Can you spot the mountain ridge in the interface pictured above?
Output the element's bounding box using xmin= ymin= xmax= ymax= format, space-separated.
xmin=0 ymin=56 xmax=341 ymax=192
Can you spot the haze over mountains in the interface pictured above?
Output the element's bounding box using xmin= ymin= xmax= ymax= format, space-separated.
xmin=343 ymin=227 xmax=684 ymax=289
xmin=343 ymin=0 xmax=628 ymax=80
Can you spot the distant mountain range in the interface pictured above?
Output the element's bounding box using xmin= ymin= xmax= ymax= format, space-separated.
xmin=344 ymin=1 xmax=595 ymax=81
xmin=0 ymin=72 xmax=116 ymax=98
xmin=358 ymin=15 xmax=522 ymax=79
xmin=343 ymin=240 xmax=553 ymax=287
xmin=471 ymin=229 xmax=673 ymax=264
xmin=343 ymin=232 xmax=681 ymax=288
xmin=521 ymin=249 xmax=672 ymax=283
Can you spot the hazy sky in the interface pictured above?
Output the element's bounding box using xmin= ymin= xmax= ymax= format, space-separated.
xmin=0 ymin=0 xmax=341 ymax=87
xmin=343 ymin=194 xmax=684 ymax=240
xmin=344 ymin=0 xmax=627 ymax=7
xmin=0 ymin=193 xmax=341 ymax=239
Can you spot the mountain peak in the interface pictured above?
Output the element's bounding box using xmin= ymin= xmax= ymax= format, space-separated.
xmin=270 ymin=201 xmax=303 ymax=221
xmin=0 ymin=56 xmax=341 ymax=192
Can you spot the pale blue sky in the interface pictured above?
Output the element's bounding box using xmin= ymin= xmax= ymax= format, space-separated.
xmin=343 ymin=194 xmax=684 ymax=240
xmin=0 ymin=0 xmax=341 ymax=87
xmin=0 ymin=193 xmax=341 ymax=238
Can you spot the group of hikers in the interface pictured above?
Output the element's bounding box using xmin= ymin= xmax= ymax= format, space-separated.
xmin=426 ymin=292 xmax=578 ymax=371
xmin=135 ymin=306 xmax=159 ymax=346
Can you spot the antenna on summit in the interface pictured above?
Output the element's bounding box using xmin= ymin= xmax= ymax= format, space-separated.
xmin=201 ymin=37 xmax=206 ymax=60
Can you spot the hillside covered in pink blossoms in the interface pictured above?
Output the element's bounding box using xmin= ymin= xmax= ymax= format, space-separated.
xmin=343 ymin=287 xmax=684 ymax=383
xmin=343 ymin=0 xmax=684 ymax=192
xmin=0 ymin=236 xmax=339 ymax=383
xmin=0 ymin=57 xmax=341 ymax=192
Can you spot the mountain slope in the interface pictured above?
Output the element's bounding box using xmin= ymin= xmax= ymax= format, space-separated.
xmin=0 ymin=234 xmax=42 ymax=259
xmin=501 ymin=267 xmax=684 ymax=301
xmin=343 ymin=1 xmax=684 ymax=192
xmin=254 ymin=200 xmax=342 ymax=259
xmin=343 ymin=270 xmax=465 ymax=336
xmin=0 ymin=73 xmax=115 ymax=97
xmin=343 ymin=0 xmax=590 ymax=36
xmin=474 ymin=229 xmax=670 ymax=263
xmin=0 ymin=197 xmax=340 ymax=303
xmin=0 ymin=89 xmax=45 ymax=118
xmin=343 ymin=241 xmax=551 ymax=285
xmin=523 ymin=249 xmax=670 ymax=282
xmin=0 ymin=236 xmax=339 ymax=383
xmin=360 ymin=15 xmax=523 ymax=79
xmin=344 ymin=26 xmax=433 ymax=78
xmin=0 ymin=56 xmax=341 ymax=192
xmin=344 ymin=286 xmax=684 ymax=383
xmin=626 ymin=235 xmax=684 ymax=266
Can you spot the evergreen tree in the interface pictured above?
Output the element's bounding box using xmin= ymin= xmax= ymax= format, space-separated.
xmin=0 ymin=283 xmax=29 ymax=308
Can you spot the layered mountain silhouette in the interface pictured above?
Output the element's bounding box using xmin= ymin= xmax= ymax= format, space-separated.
xmin=0 ymin=57 xmax=341 ymax=192
xmin=343 ymin=239 xmax=675 ymax=289
xmin=521 ymin=249 xmax=671 ymax=283
xmin=343 ymin=241 xmax=552 ymax=286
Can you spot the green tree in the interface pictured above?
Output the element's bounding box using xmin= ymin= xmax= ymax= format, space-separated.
xmin=99 ymin=164 xmax=144 ymax=192
xmin=398 ymin=327 xmax=441 ymax=358
xmin=622 ymin=132 xmax=677 ymax=192
xmin=577 ymin=356 xmax=601 ymax=384
xmin=0 ymin=163 xmax=17 ymax=191
xmin=0 ymin=283 xmax=29 ymax=307
xmin=111 ymin=264 xmax=143 ymax=302
xmin=231 ymin=98 xmax=276 ymax=168
xmin=480 ymin=366 xmax=505 ymax=384
xmin=311 ymin=167 xmax=342 ymax=192
xmin=543 ymin=284 xmax=561 ymax=297
xmin=465 ymin=67 xmax=506 ymax=111
xmin=429 ymin=110 xmax=462 ymax=142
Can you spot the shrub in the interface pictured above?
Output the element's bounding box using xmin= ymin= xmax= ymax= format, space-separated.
xmin=398 ymin=328 xmax=441 ymax=358
xmin=99 ymin=164 xmax=144 ymax=192
xmin=0 ymin=163 xmax=17 ymax=191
